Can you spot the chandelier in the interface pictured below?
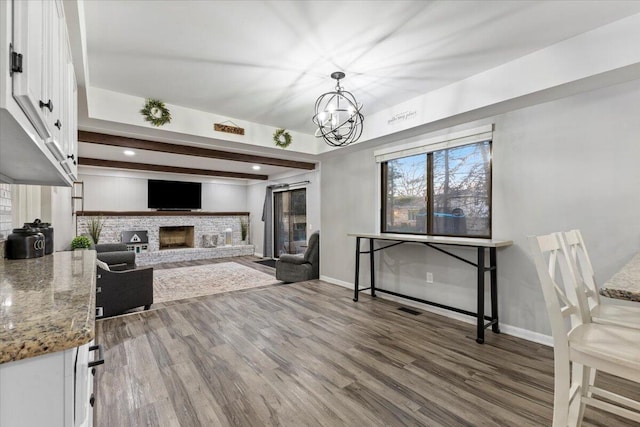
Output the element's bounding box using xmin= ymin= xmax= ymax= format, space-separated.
xmin=312 ymin=71 xmax=364 ymax=147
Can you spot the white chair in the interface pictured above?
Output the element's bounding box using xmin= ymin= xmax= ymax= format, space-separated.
xmin=563 ymin=229 xmax=640 ymax=329
xmin=528 ymin=233 xmax=640 ymax=427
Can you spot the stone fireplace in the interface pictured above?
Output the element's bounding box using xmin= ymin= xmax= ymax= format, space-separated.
xmin=159 ymin=226 xmax=195 ymax=250
xmin=77 ymin=212 xmax=254 ymax=265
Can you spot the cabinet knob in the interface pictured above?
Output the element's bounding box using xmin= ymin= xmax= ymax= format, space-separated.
xmin=67 ymin=154 xmax=75 ymax=160
xmin=55 ymin=120 xmax=62 ymax=129
xmin=39 ymin=99 xmax=53 ymax=112
xmin=89 ymin=394 xmax=95 ymax=407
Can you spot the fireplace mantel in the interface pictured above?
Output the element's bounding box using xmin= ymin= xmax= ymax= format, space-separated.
xmin=77 ymin=211 xmax=249 ymax=217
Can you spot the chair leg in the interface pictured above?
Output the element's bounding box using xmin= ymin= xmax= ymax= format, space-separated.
xmin=567 ymin=364 xmax=590 ymax=427
xmin=588 ymin=367 xmax=596 ymax=397
xmin=576 ymin=366 xmax=591 ymax=427
xmin=144 ymin=304 xmax=151 ymax=310
xmin=553 ymin=361 xmax=571 ymax=427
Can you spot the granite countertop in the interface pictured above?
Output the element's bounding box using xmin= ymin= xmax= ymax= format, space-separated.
xmin=0 ymin=250 xmax=97 ymax=364
xmin=600 ymin=252 xmax=640 ymax=302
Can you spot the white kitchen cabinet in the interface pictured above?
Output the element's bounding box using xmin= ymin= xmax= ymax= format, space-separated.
xmin=61 ymin=39 xmax=78 ymax=181
xmin=0 ymin=340 xmax=100 ymax=427
xmin=0 ymin=0 xmax=78 ymax=186
xmin=10 ymin=0 xmax=50 ymax=141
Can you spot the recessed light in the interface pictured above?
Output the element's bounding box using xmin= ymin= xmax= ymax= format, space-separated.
xmin=123 ymin=150 xmax=135 ymax=156
xmin=252 ymin=165 xmax=261 ymax=170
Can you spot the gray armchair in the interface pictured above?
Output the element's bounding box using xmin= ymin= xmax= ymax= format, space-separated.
xmin=96 ymin=265 xmax=153 ymax=318
xmin=276 ymin=231 xmax=319 ymax=283
xmin=94 ymin=243 xmax=136 ymax=270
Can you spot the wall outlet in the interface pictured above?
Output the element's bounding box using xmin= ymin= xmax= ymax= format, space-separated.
xmin=426 ymin=272 xmax=434 ymax=283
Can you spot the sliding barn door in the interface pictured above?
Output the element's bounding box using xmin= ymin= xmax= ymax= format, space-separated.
xmin=273 ymin=189 xmax=307 ymax=257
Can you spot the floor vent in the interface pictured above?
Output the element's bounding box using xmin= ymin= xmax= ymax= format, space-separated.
xmin=398 ymin=307 xmax=421 ymax=315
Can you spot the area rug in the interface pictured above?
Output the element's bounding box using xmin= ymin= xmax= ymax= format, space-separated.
xmin=254 ymin=258 xmax=277 ymax=268
xmin=153 ymin=262 xmax=280 ymax=304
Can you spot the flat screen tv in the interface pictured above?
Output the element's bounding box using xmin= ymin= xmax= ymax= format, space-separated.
xmin=148 ymin=179 xmax=202 ymax=210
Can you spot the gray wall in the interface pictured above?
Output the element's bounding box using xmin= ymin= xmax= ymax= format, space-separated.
xmin=78 ymin=173 xmax=247 ymax=212
xmin=320 ymin=78 xmax=640 ymax=337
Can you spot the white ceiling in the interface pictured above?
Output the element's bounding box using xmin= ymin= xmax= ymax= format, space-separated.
xmin=77 ymin=0 xmax=640 ymax=179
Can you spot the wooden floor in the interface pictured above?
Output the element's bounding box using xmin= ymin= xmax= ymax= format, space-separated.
xmin=95 ymin=257 xmax=639 ymax=426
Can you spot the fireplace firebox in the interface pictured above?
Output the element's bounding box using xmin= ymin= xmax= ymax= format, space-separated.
xmin=159 ymin=226 xmax=195 ymax=250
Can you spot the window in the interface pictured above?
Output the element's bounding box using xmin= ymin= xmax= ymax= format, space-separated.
xmin=382 ymin=140 xmax=491 ymax=237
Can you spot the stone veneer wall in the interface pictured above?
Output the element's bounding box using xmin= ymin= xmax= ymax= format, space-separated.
xmin=0 ymin=184 xmax=12 ymax=257
xmin=77 ymin=214 xmax=253 ymax=265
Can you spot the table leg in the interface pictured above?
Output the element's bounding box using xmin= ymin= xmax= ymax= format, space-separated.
xmin=490 ymin=247 xmax=500 ymax=333
xmin=353 ymin=237 xmax=361 ymax=302
xmin=370 ymin=238 xmax=376 ymax=298
xmin=476 ymin=247 xmax=485 ymax=344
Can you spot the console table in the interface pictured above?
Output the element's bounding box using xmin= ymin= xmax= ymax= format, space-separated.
xmin=348 ymin=233 xmax=513 ymax=343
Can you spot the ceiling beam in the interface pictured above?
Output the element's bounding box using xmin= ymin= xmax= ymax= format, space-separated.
xmin=78 ymin=158 xmax=269 ymax=180
xmin=78 ymin=131 xmax=316 ymax=170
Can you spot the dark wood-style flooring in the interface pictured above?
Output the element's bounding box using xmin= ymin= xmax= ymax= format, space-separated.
xmin=95 ymin=256 xmax=639 ymax=426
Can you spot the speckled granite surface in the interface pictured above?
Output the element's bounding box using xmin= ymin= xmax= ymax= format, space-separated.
xmin=600 ymin=252 xmax=640 ymax=302
xmin=0 ymin=250 xmax=97 ymax=364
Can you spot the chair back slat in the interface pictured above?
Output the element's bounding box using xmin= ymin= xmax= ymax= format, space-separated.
xmin=563 ymin=229 xmax=601 ymax=315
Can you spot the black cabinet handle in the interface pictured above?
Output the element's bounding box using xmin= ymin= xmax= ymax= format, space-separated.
xmin=88 ymin=344 xmax=105 ymax=367
xmin=55 ymin=119 xmax=62 ymax=129
xmin=39 ymin=99 xmax=53 ymax=112
xmin=67 ymin=154 xmax=75 ymax=160
xmin=89 ymin=394 xmax=95 ymax=407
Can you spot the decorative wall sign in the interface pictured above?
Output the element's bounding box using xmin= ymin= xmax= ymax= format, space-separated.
xmin=273 ymin=128 xmax=292 ymax=149
xmin=214 ymin=123 xmax=245 ymax=135
xmin=140 ymin=98 xmax=172 ymax=127
xmin=387 ymin=110 xmax=417 ymax=126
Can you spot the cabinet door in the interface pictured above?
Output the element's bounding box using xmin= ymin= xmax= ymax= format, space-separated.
xmin=74 ymin=343 xmax=90 ymax=427
xmin=42 ymin=0 xmax=66 ymax=161
xmin=61 ymin=31 xmax=78 ymax=180
xmin=0 ymin=350 xmax=70 ymax=427
xmin=11 ymin=0 xmax=51 ymax=141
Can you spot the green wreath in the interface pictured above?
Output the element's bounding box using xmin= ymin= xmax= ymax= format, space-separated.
xmin=273 ymin=128 xmax=292 ymax=149
xmin=140 ymin=98 xmax=171 ymax=127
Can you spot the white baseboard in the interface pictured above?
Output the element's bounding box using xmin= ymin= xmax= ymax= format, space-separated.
xmin=254 ymin=252 xmax=263 ymax=258
xmin=319 ymin=275 xmax=552 ymax=347
xmin=498 ymin=324 xmax=553 ymax=346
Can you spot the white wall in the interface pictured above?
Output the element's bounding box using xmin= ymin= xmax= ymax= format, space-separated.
xmin=48 ymin=186 xmax=73 ymax=251
xmin=11 ymin=185 xmax=41 ymax=227
xmin=247 ymin=170 xmax=321 ymax=257
xmin=78 ymin=172 xmax=248 ymax=212
xmin=320 ymin=77 xmax=640 ymax=337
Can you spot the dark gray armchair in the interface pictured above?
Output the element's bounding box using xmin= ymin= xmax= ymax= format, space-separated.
xmin=96 ymin=265 xmax=153 ymax=318
xmin=94 ymin=243 xmax=136 ymax=270
xmin=276 ymin=231 xmax=319 ymax=283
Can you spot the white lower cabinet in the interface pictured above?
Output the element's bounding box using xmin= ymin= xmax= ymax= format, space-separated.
xmin=0 ymin=340 xmax=101 ymax=427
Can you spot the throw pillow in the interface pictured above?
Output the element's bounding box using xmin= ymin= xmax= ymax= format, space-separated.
xmin=96 ymin=259 xmax=110 ymax=271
